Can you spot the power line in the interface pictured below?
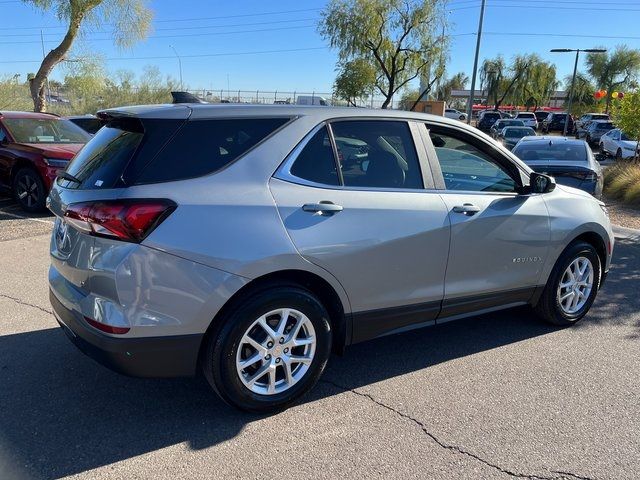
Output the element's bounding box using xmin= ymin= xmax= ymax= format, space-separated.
xmin=0 ymin=7 xmax=324 ymax=30
xmin=0 ymin=17 xmax=319 ymax=37
xmin=0 ymin=24 xmax=317 ymax=45
xmin=0 ymin=46 xmax=329 ymax=64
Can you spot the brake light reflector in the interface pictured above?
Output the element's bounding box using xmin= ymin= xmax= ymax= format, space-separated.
xmin=84 ymin=316 xmax=130 ymax=334
xmin=64 ymin=199 xmax=176 ymax=242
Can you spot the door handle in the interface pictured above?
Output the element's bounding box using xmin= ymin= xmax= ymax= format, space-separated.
xmin=452 ymin=203 xmax=481 ymax=215
xmin=302 ymin=201 xmax=343 ymax=215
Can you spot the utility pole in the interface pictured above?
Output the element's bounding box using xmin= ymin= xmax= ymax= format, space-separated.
xmin=467 ymin=0 xmax=486 ymax=124
xmin=550 ymin=48 xmax=607 ymax=136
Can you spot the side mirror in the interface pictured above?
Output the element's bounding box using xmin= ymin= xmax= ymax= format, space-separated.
xmin=529 ymin=172 xmax=556 ymax=194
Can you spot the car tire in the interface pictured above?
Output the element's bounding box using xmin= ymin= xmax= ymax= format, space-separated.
xmin=616 ymin=148 xmax=623 ymax=161
xmin=534 ymin=241 xmax=601 ymax=326
xmin=459 ymin=115 xmax=465 ymax=121
xmin=13 ymin=167 xmax=46 ymax=212
xmin=202 ymin=285 xmax=332 ymax=412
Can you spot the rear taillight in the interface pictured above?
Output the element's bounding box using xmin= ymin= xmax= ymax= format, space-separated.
xmin=554 ymin=171 xmax=597 ymax=182
xmin=84 ymin=316 xmax=130 ymax=334
xmin=64 ymin=199 xmax=176 ymax=243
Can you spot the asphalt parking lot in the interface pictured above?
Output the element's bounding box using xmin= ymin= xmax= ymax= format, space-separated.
xmin=1 ymin=192 xmax=639 ymax=480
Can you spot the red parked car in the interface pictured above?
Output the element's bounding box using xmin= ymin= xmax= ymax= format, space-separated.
xmin=0 ymin=111 xmax=90 ymax=211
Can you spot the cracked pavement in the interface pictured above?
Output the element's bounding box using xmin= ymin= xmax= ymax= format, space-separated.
xmin=0 ymin=201 xmax=638 ymax=479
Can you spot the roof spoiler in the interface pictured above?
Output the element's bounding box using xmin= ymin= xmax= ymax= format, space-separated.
xmin=171 ymin=91 xmax=207 ymax=104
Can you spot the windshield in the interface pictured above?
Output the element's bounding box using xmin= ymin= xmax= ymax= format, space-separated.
xmin=596 ymin=122 xmax=614 ymax=130
xmin=3 ymin=117 xmax=90 ymax=144
xmin=621 ymin=131 xmax=632 ymax=141
xmin=505 ymin=128 xmax=533 ymax=138
xmin=513 ymin=143 xmax=587 ymax=162
xmin=593 ymin=114 xmax=609 ymax=120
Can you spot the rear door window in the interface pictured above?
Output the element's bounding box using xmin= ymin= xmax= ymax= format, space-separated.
xmin=331 ymin=120 xmax=423 ymax=189
xmin=289 ymin=126 xmax=340 ymax=186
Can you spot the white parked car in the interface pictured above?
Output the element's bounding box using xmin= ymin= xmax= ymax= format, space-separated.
xmin=515 ymin=112 xmax=538 ymax=130
xmin=444 ymin=108 xmax=467 ymax=121
xmin=296 ymin=95 xmax=330 ymax=106
xmin=600 ymin=128 xmax=639 ymax=160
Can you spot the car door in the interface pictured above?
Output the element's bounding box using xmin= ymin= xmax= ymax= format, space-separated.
xmin=269 ymin=119 xmax=450 ymax=342
xmin=420 ymin=122 xmax=550 ymax=319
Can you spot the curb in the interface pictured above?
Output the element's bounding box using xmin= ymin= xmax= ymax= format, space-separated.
xmin=612 ymin=224 xmax=640 ymax=240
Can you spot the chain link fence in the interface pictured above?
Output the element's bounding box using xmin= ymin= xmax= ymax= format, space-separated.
xmin=0 ymin=81 xmax=397 ymax=114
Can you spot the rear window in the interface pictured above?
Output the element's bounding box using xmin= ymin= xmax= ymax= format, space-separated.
xmin=592 ymin=114 xmax=609 ymax=120
xmin=63 ymin=118 xmax=144 ymax=189
xmin=61 ymin=116 xmax=289 ymax=189
xmin=596 ymin=122 xmax=614 ymax=130
xmin=512 ymin=143 xmax=587 ymax=162
xmin=135 ymin=117 xmax=289 ymax=184
xmin=504 ymin=127 xmax=534 ymax=138
xmin=516 ymin=113 xmax=535 ymax=118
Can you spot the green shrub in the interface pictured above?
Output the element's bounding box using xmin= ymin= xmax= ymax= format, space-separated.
xmin=604 ymin=163 xmax=640 ymax=204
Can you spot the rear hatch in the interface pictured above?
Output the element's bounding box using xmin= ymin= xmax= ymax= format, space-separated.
xmin=48 ymin=105 xmax=293 ymax=285
xmin=48 ymin=106 xmax=192 ymax=290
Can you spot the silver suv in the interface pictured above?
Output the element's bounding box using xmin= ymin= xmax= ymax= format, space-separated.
xmin=48 ymin=104 xmax=614 ymax=412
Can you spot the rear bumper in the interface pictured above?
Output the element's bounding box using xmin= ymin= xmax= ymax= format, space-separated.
xmin=50 ymin=289 xmax=203 ymax=378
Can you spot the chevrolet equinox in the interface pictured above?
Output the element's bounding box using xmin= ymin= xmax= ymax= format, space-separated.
xmin=48 ymin=104 xmax=614 ymax=412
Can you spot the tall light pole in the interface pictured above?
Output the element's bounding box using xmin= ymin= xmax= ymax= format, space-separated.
xmin=169 ymin=44 xmax=183 ymax=90
xmin=467 ymin=0 xmax=486 ymax=124
xmin=550 ymin=48 xmax=607 ymax=136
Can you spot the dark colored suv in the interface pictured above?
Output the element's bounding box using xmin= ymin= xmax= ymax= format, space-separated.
xmin=0 ymin=111 xmax=89 ymax=211
xmin=477 ymin=111 xmax=502 ymax=132
xmin=542 ymin=113 xmax=574 ymax=134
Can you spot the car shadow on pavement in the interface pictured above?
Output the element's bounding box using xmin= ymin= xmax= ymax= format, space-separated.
xmin=0 ymin=242 xmax=637 ymax=479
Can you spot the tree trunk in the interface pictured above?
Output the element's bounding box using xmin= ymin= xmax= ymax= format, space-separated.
xmin=29 ymin=11 xmax=86 ymax=112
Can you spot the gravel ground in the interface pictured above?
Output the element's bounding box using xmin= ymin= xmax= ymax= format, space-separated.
xmin=603 ymin=195 xmax=640 ymax=230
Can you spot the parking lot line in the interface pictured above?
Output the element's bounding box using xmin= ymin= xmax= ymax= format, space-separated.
xmin=0 ymin=210 xmax=54 ymax=225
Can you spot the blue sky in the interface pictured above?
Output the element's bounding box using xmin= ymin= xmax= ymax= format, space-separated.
xmin=1 ymin=0 xmax=640 ymax=94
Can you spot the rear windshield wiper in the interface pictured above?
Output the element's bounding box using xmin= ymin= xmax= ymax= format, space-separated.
xmin=57 ymin=171 xmax=81 ymax=184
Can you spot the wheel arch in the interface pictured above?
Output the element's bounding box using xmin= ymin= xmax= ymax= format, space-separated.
xmin=199 ymin=269 xmax=351 ymax=368
xmin=532 ymin=229 xmax=609 ymax=306
xmin=11 ymin=158 xmax=39 ymax=180
xmin=570 ymin=231 xmax=608 ymax=277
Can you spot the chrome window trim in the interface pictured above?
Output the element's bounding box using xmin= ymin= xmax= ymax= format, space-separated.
xmin=274 ymin=117 xmax=436 ymax=193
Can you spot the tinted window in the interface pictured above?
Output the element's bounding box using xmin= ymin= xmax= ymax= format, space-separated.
xmin=331 ymin=120 xmax=423 ymax=189
xmin=517 ymin=113 xmax=535 ymax=118
xmin=290 ymin=126 xmax=339 ymax=186
xmin=513 ymin=143 xmax=587 ymax=162
xmin=596 ymin=122 xmax=614 ymax=130
xmin=136 ymin=117 xmax=289 ymax=184
xmin=64 ymin=118 xmax=144 ymax=190
xmin=429 ymin=127 xmax=517 ymax=193
xmin=505 ymin=127 xmax=535 ymax=138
